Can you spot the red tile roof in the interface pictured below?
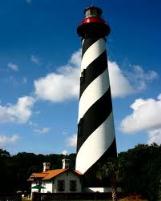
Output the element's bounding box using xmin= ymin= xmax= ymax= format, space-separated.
xmin=28 ymin=169 xmax=82 ymax=181
xmin=43 ymin=169 xmax=67 ymax=180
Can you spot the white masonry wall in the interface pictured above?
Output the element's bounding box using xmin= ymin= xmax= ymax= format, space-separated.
xmin=41 ymin=181 xmax=52 ymax=193
xmin=31 ymin=171 xmax=82 ymax=194
xmin=54 ymin=171 xmax=82 ymax=193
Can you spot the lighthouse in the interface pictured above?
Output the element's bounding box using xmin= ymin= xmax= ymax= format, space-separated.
xmin=75 ymin=7 xmax=117 ymax=188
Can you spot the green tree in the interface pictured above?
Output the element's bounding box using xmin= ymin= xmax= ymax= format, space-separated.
xmin=0 ymin=149 xmax=11 ymax=193
xmin=118 ymin=144 xmax=161 ymax=201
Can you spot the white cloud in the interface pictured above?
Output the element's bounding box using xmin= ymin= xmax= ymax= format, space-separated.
xmin=31 ymin=55 xmax=41 ymax=65
xmin=28 ymin=121 xmax=38 ymax=127
xmin=108 ymin=61 xmax=134 ymax=97
xmin=0 ymin=96 xmax=35 ymax=123
xmin=34 ymin=49 xmax=158 ymax=102
xmin=69 ymin=49 xmax=81 ymax=66
xmin=34 ymin=127 xmax=50 ymax=134
xmin=22 ymin=77 xmax=27 ymax=84
xmin=8 ymin=62 xmax=19 ymax=72
xmin=67 ymin=134 xmax=77 ymax=148
xmin=108 ymin=62 xmax=158 ymax=98
xmin=0 ymin=134 xmax=19 ymax=147
xmin=34 ymin=50 xmax=80 ymax=102
xmin=120 ymin=94 xmax=161 ymax=133
xmin=34 ymin=69 xmax=79 ymax=102
xmin=125 ymin=65 xmax=158 ymax=91
xmin=62 ymin=150 xmax=68 ymax=155
xmin=148 ymin=129 xmax=161 ymax=145
xmin=28 ymin=121 xmax=50 ymax=134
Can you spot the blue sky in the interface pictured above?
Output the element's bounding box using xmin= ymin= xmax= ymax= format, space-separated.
xmin=0 ymin=0 xmax=161 ymax=155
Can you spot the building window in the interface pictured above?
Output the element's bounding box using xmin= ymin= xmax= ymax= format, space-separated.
xmin=70 ymin=180 xmax=77 ymax=192
xmin=57 ymin=180 xmax=65 ymax=191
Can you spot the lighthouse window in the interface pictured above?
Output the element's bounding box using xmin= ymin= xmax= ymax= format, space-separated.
xmin=57 ymin=180 xmax=65 ymax=191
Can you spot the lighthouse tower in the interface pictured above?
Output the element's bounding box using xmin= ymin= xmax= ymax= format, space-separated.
xmin=75 ymin=7 xmax=117 ymax=188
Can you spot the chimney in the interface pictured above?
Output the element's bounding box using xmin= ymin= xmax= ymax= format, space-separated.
xmin=62 ymin=159 xmax=70 ymax=169
xmin=43 ymin=162 xmax=50 ymax=172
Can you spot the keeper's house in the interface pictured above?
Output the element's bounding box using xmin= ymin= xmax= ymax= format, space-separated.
xmin=28 ymin=159 xmax=82 ymax=193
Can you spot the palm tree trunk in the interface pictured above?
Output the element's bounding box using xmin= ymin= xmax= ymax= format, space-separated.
xmin=111 ymin=174 xmax=118 ymax=201
xmin=111 ymin=186 xmax=117 ymax=201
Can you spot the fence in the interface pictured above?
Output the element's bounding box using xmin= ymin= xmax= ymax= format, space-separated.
xmin=0 ymin=194 xmax=21 ymax=201
xmin=32 ymin=192 xmax=124 ymax=201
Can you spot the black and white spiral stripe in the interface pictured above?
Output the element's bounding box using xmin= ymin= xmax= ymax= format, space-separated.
xmin=76 ymin=37 xmax=116 ymax=176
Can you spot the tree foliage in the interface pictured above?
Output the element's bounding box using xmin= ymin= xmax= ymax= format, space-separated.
xmin=118 ymin=143 xmax=161 ymax=201
xmin=0 ymin=149 xmax=76 ymax=194
xmin=0 ymin=144 xmax=161 ymax=201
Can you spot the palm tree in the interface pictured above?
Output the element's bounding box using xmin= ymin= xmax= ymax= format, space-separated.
xmin=97 ymin=158 xmax=119 ymax=201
